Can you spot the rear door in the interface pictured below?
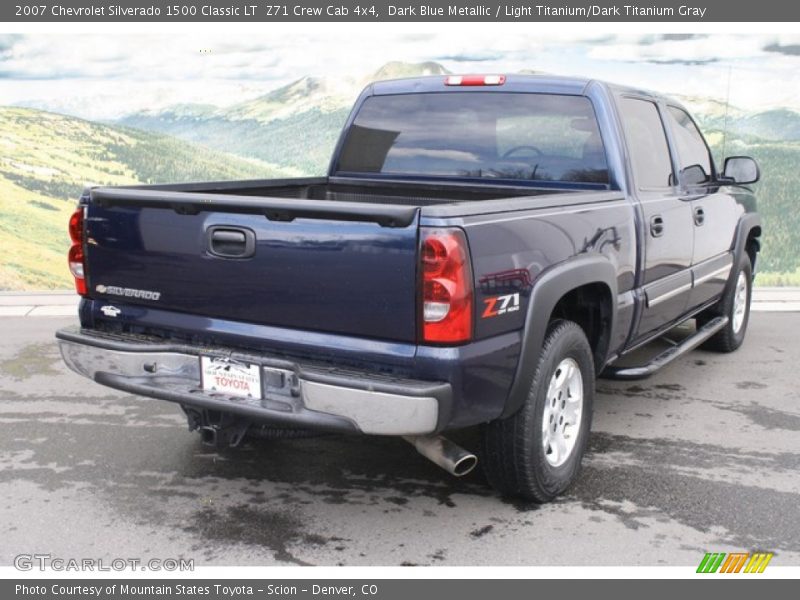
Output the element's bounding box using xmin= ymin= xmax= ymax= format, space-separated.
xmin=618 ymin=96 xmax=694 ymax=340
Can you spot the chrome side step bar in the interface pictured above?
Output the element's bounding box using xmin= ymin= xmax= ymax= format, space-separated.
xmin=603 ymin=316 xmax=729 ymax=380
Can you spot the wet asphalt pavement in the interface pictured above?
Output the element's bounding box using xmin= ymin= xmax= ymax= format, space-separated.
xmin=0 ymin=314 xmax=798 ymax=567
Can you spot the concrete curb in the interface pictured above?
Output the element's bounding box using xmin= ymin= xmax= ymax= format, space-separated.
xmin=0 ymin=291 xmax=79 ymax=316
xmin=0 ymin=292 xmax=76 ymax=316
xmin=1 ymin=288 xmax=799 ymax=317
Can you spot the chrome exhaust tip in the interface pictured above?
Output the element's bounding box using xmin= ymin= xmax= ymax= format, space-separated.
xmin=403 ymin=434 xmax=478 ymax=477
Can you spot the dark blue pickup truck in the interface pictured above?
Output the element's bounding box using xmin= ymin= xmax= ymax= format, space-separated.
xmin=57 ymin=74 xmax=761 ymax=501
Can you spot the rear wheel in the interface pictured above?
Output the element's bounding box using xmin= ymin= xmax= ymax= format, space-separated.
xmin=481 ymin=320 xmax=594 ymax=502
xmin=697 ymin=254 xmax=752 ymax=353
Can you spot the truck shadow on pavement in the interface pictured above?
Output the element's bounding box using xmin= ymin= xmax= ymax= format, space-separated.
xmin=3 ymin=387 xmax=800 ymax=565
xmin=2 ymin=329 xmax=800 ymax=565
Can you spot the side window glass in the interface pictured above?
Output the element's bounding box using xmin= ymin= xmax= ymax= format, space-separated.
xmin=666 ymin=106 xmax=713 ymax=186
xmin=619 ymin=98 xmax=674 ymax=189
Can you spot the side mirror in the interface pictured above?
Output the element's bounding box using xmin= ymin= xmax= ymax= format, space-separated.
xmin=681 ymin=164 xmax=709 ymax=186
xmin=723 ymin=156 xmax=760 ymax=184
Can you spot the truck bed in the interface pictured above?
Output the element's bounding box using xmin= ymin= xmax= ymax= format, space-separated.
xmin=91 ymin=176 xmax=583 ymax=227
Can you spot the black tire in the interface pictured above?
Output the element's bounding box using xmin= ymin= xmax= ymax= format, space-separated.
xmin=697 ymin=254 xmax=752 ymax=353
xmin=481 ymin=320 xmax=595 ymax=502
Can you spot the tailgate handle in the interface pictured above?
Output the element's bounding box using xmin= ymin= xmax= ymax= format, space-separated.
xmin=208 ymin=227 xmax=255 ymax=258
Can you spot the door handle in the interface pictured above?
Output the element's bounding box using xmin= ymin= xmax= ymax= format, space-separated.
xmin=694 ymin=206 xmax=705 ymax=226
xmin=212 ymin=230 xmax=245 ymax=244
xmin=208 ymin=226 xmax=256 ymax=258
xmin=650 ymin=215 xmax=664 ymax=237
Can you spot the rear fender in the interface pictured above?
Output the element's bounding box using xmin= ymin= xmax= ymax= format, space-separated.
xmin=500 ymin=255 xmax=618 ymax=419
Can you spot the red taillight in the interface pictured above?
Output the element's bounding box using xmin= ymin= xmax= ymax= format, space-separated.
xmin=68 ymin=207 xmax=87 ymax=296
xmin=421 ymin=228 xmax=473 ymax=344
xmin=68 ymin=209 xmax=82 ymax=243
xmin=445 ymin=74 xmax=506 ymax=87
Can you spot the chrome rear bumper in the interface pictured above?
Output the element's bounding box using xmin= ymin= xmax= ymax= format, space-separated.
xmin=56 ymin=327 xmax=447 ymax=436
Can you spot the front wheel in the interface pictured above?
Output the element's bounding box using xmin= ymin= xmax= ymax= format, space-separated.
xmin=697 ymin=254 xmax=752 ymax=353
xmin=481 ymin=320 xmax=595 ymax=502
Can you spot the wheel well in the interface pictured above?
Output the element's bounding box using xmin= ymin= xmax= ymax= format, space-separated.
xmin=745 ymin=226 xmax=761 ymax=272
xmin=549 ymin=283 xmax=613 ymax=372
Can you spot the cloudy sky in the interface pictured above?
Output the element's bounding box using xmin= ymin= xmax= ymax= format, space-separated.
xmin=1 ymin=30 xmax=799 ymax=120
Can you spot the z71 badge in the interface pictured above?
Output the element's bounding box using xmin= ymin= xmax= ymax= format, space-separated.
xmin=482 ymin=293 xmax=521 ymax=318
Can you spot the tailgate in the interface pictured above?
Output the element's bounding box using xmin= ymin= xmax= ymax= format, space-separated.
xmin=83 ymin=190 xmax=420 ymax=342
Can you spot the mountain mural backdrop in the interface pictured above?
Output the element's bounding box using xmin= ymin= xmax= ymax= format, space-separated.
xmin=2 ymin=61 xmax=799 ymax=289
xmin=0 ymin=107 xmax=295 ymax=289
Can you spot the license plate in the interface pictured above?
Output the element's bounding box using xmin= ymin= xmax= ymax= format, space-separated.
xmin=200 ymin=356 xmax=262 ymax=399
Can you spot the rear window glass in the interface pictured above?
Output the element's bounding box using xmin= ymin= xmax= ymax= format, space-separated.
xmin=335 ymin=92 xmax=609 ymax=185
xmin=619 ymin=97 xmax=674 ymax=189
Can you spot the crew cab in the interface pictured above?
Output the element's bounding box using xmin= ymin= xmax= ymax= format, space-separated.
xmin=57 ymin=74 xmax=761 ymax=501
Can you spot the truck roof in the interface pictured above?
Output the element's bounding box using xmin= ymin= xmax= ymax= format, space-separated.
xmin=369 ymin=73 xmax=671 ymax=103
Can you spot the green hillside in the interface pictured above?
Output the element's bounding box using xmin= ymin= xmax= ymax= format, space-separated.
xmin=694 ymin=107 xmax=800 ymax=144
xmin=5 ymin=64 xmax=800 ymax=290
xmin=698 ymin=126 xmax=800 ymax=279
xmin=0 ymin=107 xmax=296 ymax=290
xmin=123 ymin=104 xmax=349 ymax=175
xmin=120 ymin=74 xmax=800 ymax=284
xmin=119 ymin=62 xmax=451 ymax=175
xmin=720 ymin=139 xmax=800 ymax=279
